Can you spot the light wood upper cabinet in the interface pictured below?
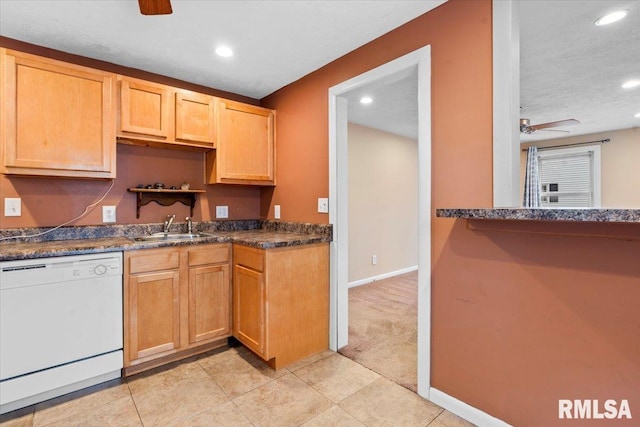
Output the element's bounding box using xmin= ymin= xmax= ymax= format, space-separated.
xmin=175 ymin=91 xmax=216 ymax=144
xmin=207 ymin=100 xmax=275 ymax=186
xmin=119 ymin=78 xmax=171 ymax=139
xmin=0 ymin=49 xmax=116 ymax=178
xmin=117 ymin=77 xmax=217 ymax=149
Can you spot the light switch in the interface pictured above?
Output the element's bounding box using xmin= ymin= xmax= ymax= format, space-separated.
xmin=274 ymin=205 xmax=281 ymax=219
xmin=317 ymin=198 xmax=329 ymax=213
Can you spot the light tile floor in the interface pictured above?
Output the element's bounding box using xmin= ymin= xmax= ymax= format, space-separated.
xmin=339 ymin=272 xmax=419 ymax=392
xmin=0 ymin=345 xmax=474 ymax=427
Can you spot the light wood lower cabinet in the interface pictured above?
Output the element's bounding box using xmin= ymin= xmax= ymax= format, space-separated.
xmin=128 ymin=270 xmax=181 ymax=361
xmin=233 ymin=243 xmax=329 ymax=369
xmin=124 ymin=244 xmax=231 ymax=375
xmin=188 ymin=263 xmax=230 ymax=344
xmin=233 ymin=264 xmax=265 ymax=355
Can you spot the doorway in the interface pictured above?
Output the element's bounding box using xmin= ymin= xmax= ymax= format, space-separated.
xmin=328 ymin=46 xmax=431 ymax=398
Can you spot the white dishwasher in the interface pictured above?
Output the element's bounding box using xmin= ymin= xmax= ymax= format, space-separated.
xmin=0 ymin=252 xmax=123 ymax=414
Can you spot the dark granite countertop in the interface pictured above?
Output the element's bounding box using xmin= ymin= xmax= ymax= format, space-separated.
xmin=436 ymin=208 xmax=640 ymax=223
xmin=0 ymin=220 xmax=332 ymax=261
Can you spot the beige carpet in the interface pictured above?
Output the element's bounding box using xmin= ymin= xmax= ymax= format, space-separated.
xmin=339 ymin=271 xmax=418 ymax=392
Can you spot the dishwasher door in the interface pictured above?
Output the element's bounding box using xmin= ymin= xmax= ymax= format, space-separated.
xmin=0 ymin=252 xmax=123 ymax=409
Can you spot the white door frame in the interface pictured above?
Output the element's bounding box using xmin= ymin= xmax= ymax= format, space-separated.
xmin=328 ymin=45 xmax=432 ymax=398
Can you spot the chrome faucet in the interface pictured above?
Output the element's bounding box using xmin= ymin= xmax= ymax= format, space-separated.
xmin=185 ymin=216 xmax=193 ymax=234
xmin=163 ymin=214 xmax=175 ymax=233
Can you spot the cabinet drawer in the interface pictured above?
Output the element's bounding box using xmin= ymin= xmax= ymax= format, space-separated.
xmin=128 ymin=250 xmax=180 ymax=274
xmin=188 ymin=244 xmax=229 ymax=267
xmin=233 ymin=245 xmax=264 ymax=272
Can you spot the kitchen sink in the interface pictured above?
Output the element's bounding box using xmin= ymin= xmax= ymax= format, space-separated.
xmin=131 ymin=232 xmax=214 ymax=242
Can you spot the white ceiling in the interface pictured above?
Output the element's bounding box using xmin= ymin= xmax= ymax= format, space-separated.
xmin=345 ymin=67 xmax=419 ymax=140
xmin=348 ymin=0 xmax=640 ymax=142
xmin=0 ymin=0 xmax=445 ymax=100
xmin=519 ymin=0 xmax=640 ymax=142
xmin=2 ymin=1 xmax=636 ymax=143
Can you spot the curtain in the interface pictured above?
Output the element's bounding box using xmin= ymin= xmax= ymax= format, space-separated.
xmin=523 ymin=146 xmax=541 ymax=208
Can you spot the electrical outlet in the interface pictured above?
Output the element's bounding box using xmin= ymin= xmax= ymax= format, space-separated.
xmin=317 ymin=198 xmax=329 ymax=213
xmin=216 ymin=205 xmax=229 ymax=219
xmin=4 ymin=198 xmax=21 ymax=217
xmin=372 ymin=255 xmax=377 ymax=265
xmin=274 ymin=204 xmax=281 ymax=219
xmin=102 ymin=206 xmax=116 ymax=223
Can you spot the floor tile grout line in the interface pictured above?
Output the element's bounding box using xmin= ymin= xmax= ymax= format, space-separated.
xmin=424 ymin=408 xmax=446 ymax=426
xmin=124 ymin=382 xmax=145 ymax=427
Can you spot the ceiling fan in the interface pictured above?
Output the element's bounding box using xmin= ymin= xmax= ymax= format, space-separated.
xmin=520 ymin=118 xmax=580 ymax=134
xmin=138 ymin=0 xmax=173 ymax=15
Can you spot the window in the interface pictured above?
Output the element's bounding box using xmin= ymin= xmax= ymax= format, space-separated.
xmin=538 ymin=145 xmax=601 ymax=207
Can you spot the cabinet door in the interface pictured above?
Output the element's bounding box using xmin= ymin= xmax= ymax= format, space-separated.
xmin=1 ymin=50 xmax=116 ymax=178
xmin=119 ymin=78 xmax=171 ymax=139
xmin=175 ymin=91 xmax=216 ymax=146
xmin=233 ymin=265 xmax=266 ymax=356
xmin=210 ymin=101 xmax=275 ymax=185
xmin=188 ymin=264 xmax=230 ymax=344
xmin=128 ymin=270 xmax=181 ymax=362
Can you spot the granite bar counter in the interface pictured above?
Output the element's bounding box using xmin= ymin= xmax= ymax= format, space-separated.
xmin=0 ymin=220 xmax=332 ymax=261
xmin=436 ymin=208 xmax=640 ymax=223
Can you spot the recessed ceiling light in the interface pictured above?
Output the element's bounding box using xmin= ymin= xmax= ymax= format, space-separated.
xmin=360 ymin=96 xmax=373 ymax=105
xmin=594 ymin=9 xmax=629 ymax=26
xmin=215 ymin=46 xmax=233 ymax=58
xmin=622 ymin=79 xmax=640 ymax=89
xmin=635 ymin=112 xmax=640 ymax=118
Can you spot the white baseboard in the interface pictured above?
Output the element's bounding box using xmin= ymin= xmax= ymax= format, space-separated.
xmin=348 ymin=265 xmax=418 ymax=288
xmin=429 ymin=387 xmax=512 ymax=427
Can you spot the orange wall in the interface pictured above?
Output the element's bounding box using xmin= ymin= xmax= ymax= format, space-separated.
xmin=0 ymin=38 xmax=262 ymax=229
xmin=0 ymin=144 xmax=261 ymax=228
xmin=262 ymin=1 xmax=640 ymax=425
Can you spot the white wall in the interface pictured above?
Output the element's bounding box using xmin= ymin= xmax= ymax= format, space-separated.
xmin=348 ymin=123 xmax=418 ymax=284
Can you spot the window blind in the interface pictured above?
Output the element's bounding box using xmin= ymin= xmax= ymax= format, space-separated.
xmin=539 ymin=152 xmax=593 ymax=207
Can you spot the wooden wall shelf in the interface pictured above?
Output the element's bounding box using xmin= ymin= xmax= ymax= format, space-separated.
xmin=128 ymin=188 xmax=206 ymax=218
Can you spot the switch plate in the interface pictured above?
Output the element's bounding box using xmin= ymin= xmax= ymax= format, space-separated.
xmin=317 ymin=198 xmax=329 ymax=213
xmin=372 ymin=255 xmax=377 ymax=265
xmin=4 ymin=198 xmax=21 ymax=217
xmin=216 ymin=205 xmax=229 ymax=219
xmin=102 ymin=206 xmax=116 ymax=223
xmin=274 ymin=204 xmax=281 ymax=219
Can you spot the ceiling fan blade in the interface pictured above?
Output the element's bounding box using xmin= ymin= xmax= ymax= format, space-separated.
xmin=138 ymin=0 xmax=172 ymax=15
xmin=531 ymin=119 xmax=580 ymax=130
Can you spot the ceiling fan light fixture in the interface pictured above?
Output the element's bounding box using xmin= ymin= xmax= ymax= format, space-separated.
xmin=138 ymin=0 xmax=172 ymax=15
xmin=594 ymin=9 xmax=629 ymax=26
xmin=215 ymin=46 xmax=234 ymax=58
xmin=621 ymin=79 xmax=640 ymax=89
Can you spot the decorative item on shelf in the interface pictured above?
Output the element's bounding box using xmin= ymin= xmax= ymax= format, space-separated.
xmin=127 ymin=186 xmax=206 ymax=218
xmin=181 ymin=182 xmax=190 ymax=190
